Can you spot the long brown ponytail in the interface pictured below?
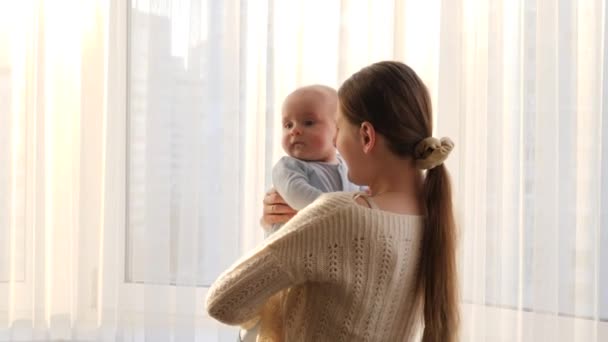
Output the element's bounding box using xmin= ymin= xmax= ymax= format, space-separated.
xmin=339 ymin=61 xmax=459 ymax=341
xmin=420 ymin=164 xmax=459 ymax=341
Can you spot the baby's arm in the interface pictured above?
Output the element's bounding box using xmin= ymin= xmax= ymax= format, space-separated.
xmin=272 ymin=157 xmax=323 ymax=210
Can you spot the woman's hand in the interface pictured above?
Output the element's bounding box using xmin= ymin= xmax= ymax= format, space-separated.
xmin=260 ymin=188 xmax=297 ymax=229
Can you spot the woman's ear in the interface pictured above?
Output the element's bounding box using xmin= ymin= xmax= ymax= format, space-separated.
xmin=359 ymin=121 xmax=376 ymax=154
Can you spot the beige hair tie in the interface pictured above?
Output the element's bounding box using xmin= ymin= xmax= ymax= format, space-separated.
xmin=414 ymin=137 xmax=454 ymax=170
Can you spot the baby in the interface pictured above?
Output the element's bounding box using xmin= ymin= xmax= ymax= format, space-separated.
xmin=238 ymin=85 xmax=359 ymax=342
xmin=268 ymin=84 xmax=359 ymax=235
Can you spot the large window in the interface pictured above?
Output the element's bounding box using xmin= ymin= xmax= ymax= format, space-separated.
xmin=126 ymin=0 xmax=255 ymax=287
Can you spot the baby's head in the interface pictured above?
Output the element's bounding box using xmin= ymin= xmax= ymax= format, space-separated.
xmin=281 ymin=85 xmax=338 ymax=163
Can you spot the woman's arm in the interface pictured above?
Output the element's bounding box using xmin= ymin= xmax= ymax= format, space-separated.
xmin=205 ymin=244 xmax=296 ymax=325
xmin=209 ymin=193 xmax=344 ymax=325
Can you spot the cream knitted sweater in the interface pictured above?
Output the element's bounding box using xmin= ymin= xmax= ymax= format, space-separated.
xmin=206 ymin=192 xmax=424 ymax=341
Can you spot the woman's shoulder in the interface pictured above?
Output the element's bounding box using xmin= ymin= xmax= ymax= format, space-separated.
xmin=303 ymin=191 xmax=362 ymax=215
xmin=293 ymin=191 xmax=358 ymax=219
xmin=267 ymin=192 xmax=359 ymax=239
xmin=315 ymin=191 xmax=358 ymax=204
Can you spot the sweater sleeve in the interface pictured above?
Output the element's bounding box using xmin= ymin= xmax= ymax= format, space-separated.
xmin=272 ymin=157 xmax=323 ymax=210
xmin=205 ymin=193 xmax=348 ymax=325
xmin=205 ymin=243 xmax=296 ymax=325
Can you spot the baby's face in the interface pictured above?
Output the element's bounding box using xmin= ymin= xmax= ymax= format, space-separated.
xmin=281 ymin=99 xmax=337 ymax=162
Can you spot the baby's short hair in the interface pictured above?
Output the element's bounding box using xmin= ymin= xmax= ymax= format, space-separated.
xmin=283 ymin=84 xmax=338 ymax=118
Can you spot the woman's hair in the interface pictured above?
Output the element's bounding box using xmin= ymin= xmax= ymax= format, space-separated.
xmin=338 ymin=61 xmax=459 ymax=342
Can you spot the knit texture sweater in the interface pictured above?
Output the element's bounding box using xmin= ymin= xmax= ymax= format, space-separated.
xmin=206 ymin=192 xmax=424 ymax=341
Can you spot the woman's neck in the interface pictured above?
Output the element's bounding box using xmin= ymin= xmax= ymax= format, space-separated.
xmin=363 ymin=158 xmax=424 ymax=215
xmin=367 ymin=158 xmax=423 ymax=198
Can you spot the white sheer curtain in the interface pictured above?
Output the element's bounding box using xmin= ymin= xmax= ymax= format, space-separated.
xmin=439 ymin=0 xmax=608 ymax=341
xmin=0 ymin=0 xmax=606 ymax=341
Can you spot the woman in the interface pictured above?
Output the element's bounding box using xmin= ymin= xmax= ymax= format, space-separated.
xmin=207 ymin=61 xmax=459 ymax=341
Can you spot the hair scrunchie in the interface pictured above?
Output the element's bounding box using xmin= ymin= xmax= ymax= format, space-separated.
xmin=414 ymin=137 xmax=454 ymax=170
